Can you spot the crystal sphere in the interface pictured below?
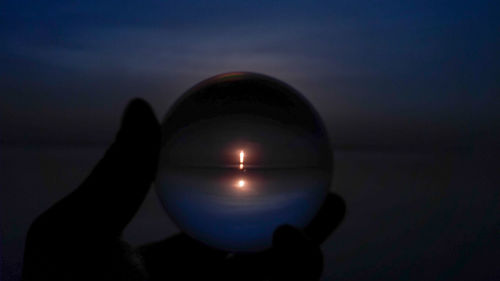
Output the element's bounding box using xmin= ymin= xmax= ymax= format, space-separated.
xmin=156 ymin=72 xmax=332 ymax=252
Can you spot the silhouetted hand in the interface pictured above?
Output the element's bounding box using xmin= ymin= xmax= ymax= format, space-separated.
xmin=22 ymin=99 xmax=345 ymax=281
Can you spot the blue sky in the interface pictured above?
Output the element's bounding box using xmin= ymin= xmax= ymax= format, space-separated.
xmin=1 ymin=0 xmax=499 ymax=147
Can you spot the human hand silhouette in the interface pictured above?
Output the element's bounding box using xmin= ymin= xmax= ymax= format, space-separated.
xmin=22 ymin=99 xmax=345 ymax=281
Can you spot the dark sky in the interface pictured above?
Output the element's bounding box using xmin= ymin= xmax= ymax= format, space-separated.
xmin=1 ymin=0 xmax=499 ymax=147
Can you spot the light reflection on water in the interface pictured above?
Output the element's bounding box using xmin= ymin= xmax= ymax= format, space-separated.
xmin=157 ymin=167 xmax=329 ymax=252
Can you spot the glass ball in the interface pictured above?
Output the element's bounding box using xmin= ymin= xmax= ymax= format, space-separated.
xmin=156 ymin=72 xmax=332 ymax=252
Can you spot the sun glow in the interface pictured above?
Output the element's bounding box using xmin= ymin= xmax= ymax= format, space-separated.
xmin=234 ymin=179 xmax=247 ymax=191
xmin=238 ymin=179 xmax=245 ymax=188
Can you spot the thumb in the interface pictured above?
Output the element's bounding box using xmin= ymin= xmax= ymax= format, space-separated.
xmin=30 ymin=99 xmax=161 ymax=239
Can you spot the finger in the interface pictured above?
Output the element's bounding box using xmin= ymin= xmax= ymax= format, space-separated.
xmin=304 ymin=193 xmax=346 ymax=245
xmin=31 ymin=99 xmax=161 ymax=238
xmin=270 ymin=225 xmax=323 ymax=281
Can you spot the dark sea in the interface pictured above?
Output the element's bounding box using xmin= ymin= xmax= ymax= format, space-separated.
xmin=0 ymin=145 xmax=498 ymax=280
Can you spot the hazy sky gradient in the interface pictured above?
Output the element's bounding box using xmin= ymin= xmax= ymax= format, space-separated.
xmin=1 ymin=1 xmax=499 ymax=147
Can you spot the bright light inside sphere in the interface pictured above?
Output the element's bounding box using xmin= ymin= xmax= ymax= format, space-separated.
xmin=239 ymin=150 xmax=245 ymax=170
xmin=240 ymin=150 xmax=245 ymax=164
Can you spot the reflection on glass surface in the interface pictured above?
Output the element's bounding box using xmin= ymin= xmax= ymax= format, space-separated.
xmin=156 ymin=72 xmax=333 ymax=252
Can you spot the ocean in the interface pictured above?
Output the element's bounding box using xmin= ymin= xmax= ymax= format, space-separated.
xmin=0 ymin=145 xmax=498 ymax=280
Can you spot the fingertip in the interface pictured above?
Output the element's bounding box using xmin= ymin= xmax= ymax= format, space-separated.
xmin=305 ymin=193 xmax=346 ymax=245
xmin=123 ymin=99 xmax=153 ymax=126
xmin=272 ymin=225 xmax=305 ymax=248
xmin=119 ymin=98 xmax=160 ymax=145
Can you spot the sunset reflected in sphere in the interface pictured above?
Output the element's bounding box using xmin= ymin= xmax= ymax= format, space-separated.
xmin=156 ymin=72 xmax=333 ymax=252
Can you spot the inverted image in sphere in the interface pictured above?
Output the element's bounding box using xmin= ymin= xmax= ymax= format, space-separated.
xmin=157 ymin=72 xmax=333 ymax=252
